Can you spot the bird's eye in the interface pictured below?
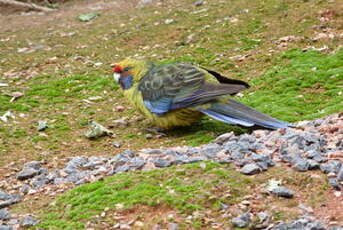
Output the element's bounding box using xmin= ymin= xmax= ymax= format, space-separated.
xmin=123 ymin=67 xmax=132 ymax=72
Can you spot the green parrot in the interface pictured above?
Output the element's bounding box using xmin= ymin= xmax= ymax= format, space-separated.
xmin=112 ymin=58 xmax=292 ymax=130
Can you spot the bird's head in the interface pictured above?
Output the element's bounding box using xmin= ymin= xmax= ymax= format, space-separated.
xmin=112 ymin=58 xmax=150 ymax=90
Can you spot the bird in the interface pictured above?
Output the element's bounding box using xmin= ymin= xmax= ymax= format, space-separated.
xmin=111 ymin=58 xmax=292 ymax=130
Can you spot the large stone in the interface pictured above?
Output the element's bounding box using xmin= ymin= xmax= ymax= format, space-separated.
xmin=0 ymin=209 xmax=10 ymax=220
xmin=271 ymin=186 xmax=294 ymax=198
xmin=292 ymin=158 xmax=309 ymax=171
xmin=21 ymin=215 xmax=38 ymax=227
xmin=232 ymin=213 xmax=251 ymax=228
xmin=214 ymin=132 xmax=234 ymax=144
xmin=328 ymin=178 xmax=341 ymax=191
xmin=0 ymin=190 xmax=11 ymax=201
xmin=0 ymin=225 xmax=12 ymax=230
xmin=320 ymin=160 xmax=341 ymax=174
xmin=154 ymin=158 xmax=172 ymax=168
xmin=17 ymin=167 xmax=39 ymax=180
xmin=240 ymin=163 xmax=261 ymax=175
xmin=337 ymin=166 xmax=343 ymax=181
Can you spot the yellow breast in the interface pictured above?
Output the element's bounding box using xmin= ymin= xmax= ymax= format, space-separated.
xmin=123 ymin=87 xmax=203 ymax=129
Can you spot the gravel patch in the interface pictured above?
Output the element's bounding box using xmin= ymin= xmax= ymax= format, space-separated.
xmin=1 ymin=113 xmax=342 ymax=229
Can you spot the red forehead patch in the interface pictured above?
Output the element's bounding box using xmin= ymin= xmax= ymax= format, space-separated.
xmin=112 ymin=65 xmax=122 ymax=73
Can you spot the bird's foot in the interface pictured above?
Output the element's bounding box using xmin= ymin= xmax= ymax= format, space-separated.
xmin=144 ymin=127 xmax=167 ymax=137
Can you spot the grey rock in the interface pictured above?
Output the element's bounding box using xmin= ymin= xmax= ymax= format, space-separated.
xmin=114 ymin=165 xmax=130 ymax=174
xmin=63 ymin=166 xmax=79 ymax=175
xmin=0 ymin=190 xmax=11 ymax=201
xmin=193 ymin=0 xmax=204 ymax=7
xmin=214 ymin=132 xmax=234 ymax=144
xmin=201 ymin=143 xmax=221 ymax=158
xmin=337 ymin=166 xmax=343 ymax=181
xmin=0 ymin=225 xmax=12 ymax=230
xmin=256 ymin=161 xmax=269 ymax=171
xmin=231 ymin=213 xmax=251 ymax=228
xmin=292 ymin=158 xmax=309 ymax=171
xmin=53 ymin=178 xmax=67 ymax=184
xmin=230 ymin=151 xmax=245 ymax=160
xmin=19 ymin=184 xmax=31 ymax=194
xmin=306 ymin=221 xmax=325 ymax=230
xmin=17 ymin=167 xmax=39 ymax=180
xmin=168 ymin=222 xmax=179 ymax=230
xmin=0 ymin=209 xmax=10 ymax=220
xmin=112 ymin=141 xmax=122 ymax=148
xmin=129 ymin=157 xmax=146 ymax=169
xmin=329 ymin=227 xmax=343 ymax=230
xmin=224 ymin=142 xmax=244 ymax=154
xmin=320 ymin=160 xmax=341 ymax=174
xmin=307 ymin=159 xmax=320 ymax=170
xmin=67 ymin=156 xmax=88 ymax=168
xmin=143 ymin=149 xmax=163 ymax=155
xmin=0 ymin=194 xmax=21 ymax=208
xmin=303 ymin=133 xmax=319 ymax=144
xmin=21 ymin=215 xmax=38 ymax=227
xmin=307 ymin=150 xmax=326 ymax=162
xmin=154 ymin=158 xmax=171 ymax=168
xmin=67 ymin=171 xmax=88 ymax=183
xmin=235 ymin=158 xmax=253 ymax=167
xmin=31 ymin=178 xmax=48 ymax=188
xmin=271 ymin=186 xmax=294 ymax=198
xmin=239 ymin=134 xmax=256 ymax=143
xmin=240 ymin=163 xmax=261 ymax=175
xmin=328 ymin=178 xmax=341 ymax=191
xmin=256 ymin=212 xmax=269 ymax=222
xmin=84 ymin=121 xmax=113 ymax=139
xmin=187 ymin=156 xmax=207 ymax=163
xmin=174 ymin=155 xmax=191 ymax=164
xmin=37 ymin=120 xmax=48 ymax=131
xmin=24 ymin=161 xmax=42 ymax=170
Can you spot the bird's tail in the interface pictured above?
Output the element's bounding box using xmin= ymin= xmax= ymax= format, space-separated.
xmin=198 ymin=99 xmax=293 ymax=129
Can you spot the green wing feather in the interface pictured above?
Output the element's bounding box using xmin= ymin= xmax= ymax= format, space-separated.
xmin=138 ymin=63 xmax=248 ymax=113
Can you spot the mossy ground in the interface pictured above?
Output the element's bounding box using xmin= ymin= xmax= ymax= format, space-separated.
xmin=0 ymin=0 xmax=342 ymax=228
xmin=30 ymin=162 xmax=330 ymax=229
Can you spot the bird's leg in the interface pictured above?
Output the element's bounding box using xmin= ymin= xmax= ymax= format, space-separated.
xmin=144 ymin=127 xmax=167 ymax=136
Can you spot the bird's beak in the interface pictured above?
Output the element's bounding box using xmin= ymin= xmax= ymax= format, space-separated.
xmin=113 ymin=72 xmax=120 ymax=83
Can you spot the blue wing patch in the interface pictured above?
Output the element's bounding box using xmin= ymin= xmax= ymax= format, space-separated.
xmin=144 ymin=97 xmax=173 ymax=116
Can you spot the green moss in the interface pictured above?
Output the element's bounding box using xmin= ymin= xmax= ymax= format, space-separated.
xmin=37 ymin=162 xmax=253 ymax=229
xmin=241 ymin=48 xmax=343 ymax=122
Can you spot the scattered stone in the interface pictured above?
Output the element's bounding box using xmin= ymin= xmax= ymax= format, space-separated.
xmin=0 ymin=225 xmax=12 ymax=230
xmin=168 ymin=222 xmax=179 ymax=230
xmin=232 ymin=213 xmax=251 ymax=228
xmin=165 ymin=19 xmax=174 ymax=24
xmin=17 ymin=168 xmax=39 ymax=180
xmin=214 ymin=132 xmax=234 ymax=144
xmin=0 ymin=195 xmax=21 ymax=208
xmin=328 ymin=178 xmax=341 ymax=191
xmin=146 ymin=133 xmax=153 ymax=139
xmin=154 ymin=158 xmax=171 ymax=168
xmin=112 ymin=119 xmax=128 ymax=127
xmin=271 ymin=186 xmax=294 ymax=198
xmin=84 ymin=121 xmax=113 ymax=139
xmin=320 ymin=160 xmax=341 ymax=174
xmin=337 ymin=166 xmax=343 ymax=181
xmin=112 ymin=142 xmax=123 ymax=148
xmin=193 ymin=0 xmax=204 ymax=6
xmin=292 ymin=158 xmax=309 ymax=171
xmin=0 ymin=111 xmax=15 ymax=122
xmin=37 ymin=120 xmax=48 ymax=131
xmin=0 ymin=190 xmax=11 ymax=201
xmin=0 ymin=209 xmax=10 ymax=220
xmin=240 ymin=163 xmax=261 ymax=175
xmin=21 ymin=215 xmax=38 ymax=227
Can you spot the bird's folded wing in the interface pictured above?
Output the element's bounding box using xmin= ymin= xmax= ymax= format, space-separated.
xmin=138 ymin=63 xmax=248 ymax=115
